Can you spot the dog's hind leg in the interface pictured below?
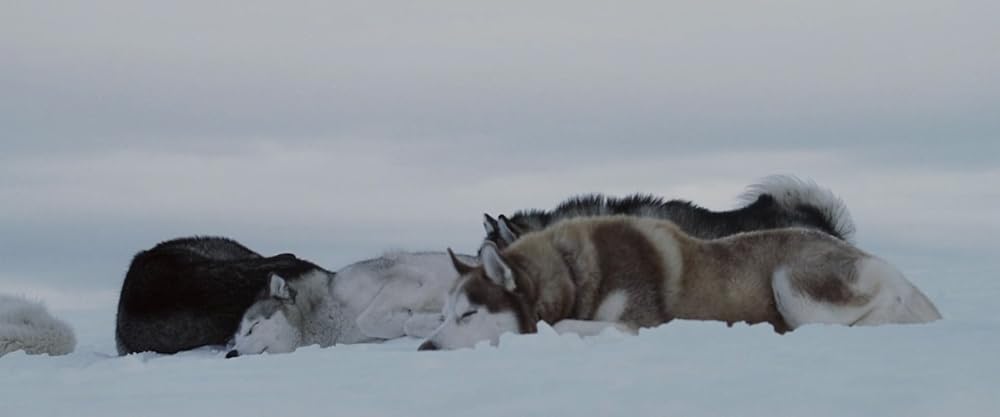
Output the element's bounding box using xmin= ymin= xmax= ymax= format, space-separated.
xmin=771 ymin=267 xmax=873 ymax=329
xmin=773 ymin=258 xmax=942 ymax=329
xmin=849 ymin=258 xmax=942 ymax=325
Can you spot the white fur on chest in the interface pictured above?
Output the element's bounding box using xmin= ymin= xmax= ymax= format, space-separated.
xmin=593 ymin=290 xmax=629 ymax=322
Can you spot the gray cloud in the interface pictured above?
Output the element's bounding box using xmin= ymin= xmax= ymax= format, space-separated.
xmin=4 ymin=2 xmax=997 ymax=155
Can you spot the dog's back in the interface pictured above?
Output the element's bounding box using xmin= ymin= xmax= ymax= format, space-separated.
xmin=487 ymin=176 xmax=856 ymax=250
xmin=115 ymin=236 xmax=322 ymax=355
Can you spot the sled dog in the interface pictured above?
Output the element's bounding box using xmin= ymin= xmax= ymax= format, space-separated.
xmin=483 ymin=175 xmax=855 ymax=250
xmin=115 ymin=236 xmax=325 ymax=355
xmin=420 ymin=216 xmax=941 ymax=350
xmin=227 ymin=251 xmax=477 ymax=357
xmin=1 ymin=294 xmax=76 ymax=357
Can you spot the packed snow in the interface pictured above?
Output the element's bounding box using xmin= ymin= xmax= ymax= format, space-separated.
xmin=1 ymin=253 xmax=996 ymax=417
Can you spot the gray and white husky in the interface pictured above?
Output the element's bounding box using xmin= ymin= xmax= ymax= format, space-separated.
xmin=1 ymin=294 xmax=76 ymax=357
xmin=227 ymin=251 xmax=476 ymax=357
xmin=483 ymin=175 xmax=855 ymax=250
xmin=420 ymin=216 xmax=941 ymax=350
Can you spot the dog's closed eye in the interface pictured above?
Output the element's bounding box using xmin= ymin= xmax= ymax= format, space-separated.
xmin=459 ymin=310 xmax=477 ymax=322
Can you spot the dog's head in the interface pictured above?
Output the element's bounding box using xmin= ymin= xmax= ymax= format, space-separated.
xmin=227 ymin=275 xmax=303 ymax=358
xmin=419 ymin=244 xmax=537 ymax=351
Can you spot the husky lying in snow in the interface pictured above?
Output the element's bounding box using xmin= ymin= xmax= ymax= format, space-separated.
xmin=116 ymin=236 xmax=327 ymax=355
xmin=419 ymin=216 xmax=941 ymax=350
xmin=227 ymin=251 xmax=476 ymax=357
xmin=483 ymin=175 xmax=855 ymax=251
xmin=117 ymin=236 xmax=475 ymax=356
xmin=1 ymin=294 xmax=76 ymax=357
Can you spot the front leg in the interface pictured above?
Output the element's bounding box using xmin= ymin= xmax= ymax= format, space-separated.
xmin=551 ymin=319 xmax=637 ymax=337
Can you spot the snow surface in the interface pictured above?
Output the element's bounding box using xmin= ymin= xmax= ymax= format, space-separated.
xmin=2 ymin=258 xmax=997 ymax=417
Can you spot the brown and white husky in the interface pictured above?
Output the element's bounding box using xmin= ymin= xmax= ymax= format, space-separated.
xmin=419 ymin=216 xmax=941 ymax=350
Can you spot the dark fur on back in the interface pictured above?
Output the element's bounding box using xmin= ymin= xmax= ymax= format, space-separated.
xmin=498 ymin=191 xmax=847 ymax=245
xmin=115 ymin=236 xmax=328 ymax=355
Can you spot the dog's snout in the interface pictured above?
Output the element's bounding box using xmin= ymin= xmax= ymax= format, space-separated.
xmin=225 ymin=350 xmax=240 ymax=359
xmin=418 ymin=340 xmax=439 ymax=351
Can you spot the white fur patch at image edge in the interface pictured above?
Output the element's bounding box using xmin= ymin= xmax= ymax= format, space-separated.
xmin=0 ymin=294 xmax=76 ymax=357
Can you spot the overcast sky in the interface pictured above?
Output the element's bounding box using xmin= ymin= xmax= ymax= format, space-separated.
xmin=2 ymin=1 xmax=997 ymax=308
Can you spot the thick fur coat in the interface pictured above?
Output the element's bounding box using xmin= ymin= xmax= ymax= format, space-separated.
xmin=483 ymin=175 xmax=856 ymax=250
xmin=422 ymin=216 xmax=940 ymax=350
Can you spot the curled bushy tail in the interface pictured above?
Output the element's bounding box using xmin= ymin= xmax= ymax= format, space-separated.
xmin=0 ymin=294 xmax=76 ymax=357
xmin=739 ymin=175 xmax=856 ymax=242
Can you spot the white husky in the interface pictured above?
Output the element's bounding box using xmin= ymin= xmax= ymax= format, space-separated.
xmin=227 ymin=251 xmax=475 ymax=357
xmin=0 ymin=294 xmax=76 ymax=357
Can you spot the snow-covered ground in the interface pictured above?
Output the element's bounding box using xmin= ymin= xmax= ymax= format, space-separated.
xmin=1 ymin=254 xmax=996 ymax=417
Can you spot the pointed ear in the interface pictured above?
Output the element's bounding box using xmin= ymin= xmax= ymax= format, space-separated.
xmin=269 ymin=274 xmax=292 ymax=300
xmin=497 ymin=215 xmax=522 ymax=245
xmin=483 ymin=213 xmax=498 ymax=235
xmin=448 ymin=248 xmax=475 ymax=275
xmin=479 ymin=242 xmax=516 ymax=291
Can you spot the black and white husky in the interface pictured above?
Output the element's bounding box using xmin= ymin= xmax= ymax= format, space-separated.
xmin=483 ymin=175 xmax=855 ymax=250
xmin=116 ymin=237 xmax=477 ymax=356
xmin=115 ymin=236 xmax=324 ymax=355
xmin=226 ymin=251 xmax=477 ymax=357
xmin=420 ymin=216 xmax=941 ymax=351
